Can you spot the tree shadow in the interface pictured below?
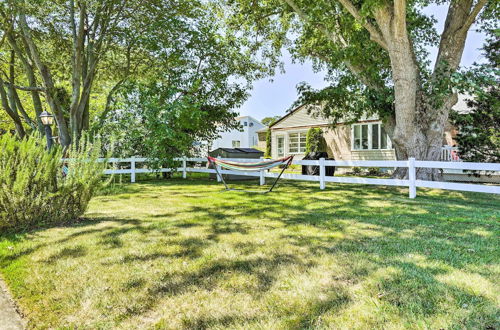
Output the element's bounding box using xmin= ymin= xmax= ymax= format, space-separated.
xmin=1 ymin=178 xmax=498 ymax=328
xmin=44 ymin=245 xmax=87 ymax=264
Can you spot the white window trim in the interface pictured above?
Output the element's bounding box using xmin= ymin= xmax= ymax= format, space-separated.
xmin=286 ymin=130 xmax=308 ymax=155
xmin=276 ymin=134 xmax=286 ymax=157
xmin=351 ymin=122 xmax=393 ymax=151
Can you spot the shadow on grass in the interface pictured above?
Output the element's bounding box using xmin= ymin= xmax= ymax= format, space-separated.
xmin=0 ymin=178 xmax=498 ymax=328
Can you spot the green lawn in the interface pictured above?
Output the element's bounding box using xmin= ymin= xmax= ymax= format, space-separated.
xmin=1 ymin=177 xmax=499 ymax=329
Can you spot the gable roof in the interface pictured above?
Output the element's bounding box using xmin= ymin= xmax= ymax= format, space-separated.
xmin=269 ymin=104 xmax=306 ymax=129
xmin=270 ymin=104 xmax=331 ymax=129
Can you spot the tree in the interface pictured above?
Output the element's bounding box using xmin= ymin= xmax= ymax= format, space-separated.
xmin=226 ymin=0 xmax=498 ymax=179
xmin=0 ymin=0 xmax=272 ymax=153
xmin=265 ymin=128 xmax=272 ymax=157
xmin=450 ymin=31 xmax=499 ymax=163
xmin=261 ymin=115 xmax=280 ymax=126
xmin=305 ymin=127 xmax=326 ymax=153
xmin=98 ymin=1 xmax=269 ymax=166
xmin=451 ymin=90 xmax=499 ymax=163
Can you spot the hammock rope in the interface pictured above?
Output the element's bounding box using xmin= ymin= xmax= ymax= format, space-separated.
xmin=207 ymin=155 xmax=294 ymax=193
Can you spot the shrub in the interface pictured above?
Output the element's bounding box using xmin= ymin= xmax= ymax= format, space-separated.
xmin=352 ymin=167 xmax=362 ymax=175
xmin=0 ymin=134 xmax=108 ymax=231
xmin=265 ymin=128 xmax=271 ymax=158
xmin=305 ymin=127 xmax=327 ymax=153
xmin=367 ymin=167 xmax=380 ymax=176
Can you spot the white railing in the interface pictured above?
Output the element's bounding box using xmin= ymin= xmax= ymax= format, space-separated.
xmin=101 ymin=156 xmax=500 ymax=198
xmin=441 ymin=146 xmax=461 ymax=162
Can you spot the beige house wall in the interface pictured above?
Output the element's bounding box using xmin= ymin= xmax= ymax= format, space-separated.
xmin=271 ymin=124 xmax=396 ymax=161
xmin=270 ymin=104 xmax=396 ymax=161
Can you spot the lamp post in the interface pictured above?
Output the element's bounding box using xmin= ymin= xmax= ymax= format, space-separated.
xmin=39 ymin=111 xmax=54 ymax=150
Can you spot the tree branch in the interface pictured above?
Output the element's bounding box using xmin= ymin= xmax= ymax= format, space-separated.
xmin=13 ymin=87 xmax=37 ymax=130
xmin=337 ymin=0 xmax=388 ymax=49
xmin=461 ymin=0 xmax=488 ymax=33
xmin=1 ymin=81 xmax=45 ymax=92
xmin=282 ymin=0 xmax=347 ymax=46
xmin=281 ymin=0 xmax=387 ymax=92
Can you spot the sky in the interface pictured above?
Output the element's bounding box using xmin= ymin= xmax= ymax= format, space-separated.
xmin=237 ymin=4 xmax=487 ymax=121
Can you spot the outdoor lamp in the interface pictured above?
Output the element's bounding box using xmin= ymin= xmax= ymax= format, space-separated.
xmin=39 ymin=111 xmax=54 ymax=126
xmin=39 ymin=111 xmax=54 ymax=150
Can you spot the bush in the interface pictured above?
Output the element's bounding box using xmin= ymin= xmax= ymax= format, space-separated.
xmin=305 ymin=128 xmax=327 ymax=153
xmin=265 ymin=128 xmax=271 ymax=158
xmin=0 ymin=134 xmax=108 ymax=231
xmin=352 ymin=167 xmax=362 ymax=175
xmin=367 ymin=167 xmax=380 ymax=176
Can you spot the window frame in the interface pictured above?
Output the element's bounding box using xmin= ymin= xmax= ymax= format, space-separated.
xmin=232 ymin=140 xmax=241 ymax=148
xmin=276 ymin=135 xmax=285 ymax=157
xmin=287 ymin=130 xmax=307 ymax=154
xmin=351 ymin=122 xmax=392 ymax=151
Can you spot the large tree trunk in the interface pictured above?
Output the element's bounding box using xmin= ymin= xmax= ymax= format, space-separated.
xmin=371 ymin=0 xmax=484 ymax=180
xmin=372 ymin=5 xmax=441 ymax=179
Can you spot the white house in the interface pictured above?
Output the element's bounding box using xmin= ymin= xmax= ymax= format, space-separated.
xmin=211 ymin=116 xmax=265 ymax=150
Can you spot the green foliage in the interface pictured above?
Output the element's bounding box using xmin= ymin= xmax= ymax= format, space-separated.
xmin=367 ymin=167 xmax=380 ymax=176
xmin=261 ymin=116 xmax=281 ymax=126
xmin=0 ymin=134 xmax=108 ymax=231
xmin=352 ymin=167 xmax=362 ymax=175
xmin=265 ymin=128 xmax=272 ymax=157
xmin=450 ymin=31 xmax=499 ymax=163
xmin=450 ymin=89 xmax=499 ymax=163
xmin=97 ymin=0 xmax=270 ymax=164
xmin=305 ymin=127 xmax=326 ymax=153
xmin=102 ymin=80 xmax=242 ymax=168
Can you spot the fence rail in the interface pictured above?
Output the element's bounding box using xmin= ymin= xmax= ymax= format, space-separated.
xmin=101 ymin=156 xmax=500 ymax=198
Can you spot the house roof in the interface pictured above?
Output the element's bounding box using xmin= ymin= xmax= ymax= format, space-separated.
xmin=256 ymin=127 xmax=268 ymax=133
xmin=269 ymin=104 xmax=305 ymax=129
xmin=235 ymin=115 xmax=264 ymax=124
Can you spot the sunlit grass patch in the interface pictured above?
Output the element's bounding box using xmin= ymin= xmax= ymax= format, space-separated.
xmin=0 ymin=176 xmax=499 ymax=329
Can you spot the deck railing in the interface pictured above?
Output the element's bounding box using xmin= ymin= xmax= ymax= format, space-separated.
xmin=100 ymin=157 xmax=500 ymax=199
xmin=441 ymin=146 xmax=461 ymax=162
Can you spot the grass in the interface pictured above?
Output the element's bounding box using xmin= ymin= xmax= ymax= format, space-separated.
xmin=0 ymin=176 xmax=499 ymax=329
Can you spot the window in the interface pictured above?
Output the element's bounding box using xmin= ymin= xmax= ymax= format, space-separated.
xmin=232 ymin=140 xmax=241 ymax=148
xmin=288 ymin=132 xmax=306 ymax=153
xmin=352 ymin=123 xmax=391 ymax=150
xmin=249 ymin=122 xmax=254 ymax=127
xmin=243 ymin=121 xmax=248 ymax=126
xmin=277 ymin=136 xmax=285 ymax=156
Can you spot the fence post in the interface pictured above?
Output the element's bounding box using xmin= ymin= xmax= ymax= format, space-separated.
xmin=216 ymin=165 xmax=222 ymax=182
xmin=130 ymin=156 xmax=136 ymax=183
xmin=259 ymin=157 xmax=265 ymax=185
xmin=182 ymin=157 xmax=187 ymax=179
xmin=408 ymin=157 xmax=416 ymax=198
xmin=319 ymin=157 xmax=326 ymax=190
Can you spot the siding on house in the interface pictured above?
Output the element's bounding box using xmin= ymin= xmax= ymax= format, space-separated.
xmin=272 ymin=105 xmax=329 ymax=129
xmin=351 ymin=150 xmax=396 ymax=160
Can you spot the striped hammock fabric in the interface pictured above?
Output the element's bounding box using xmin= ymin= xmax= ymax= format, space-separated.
xmin=207 ymin=156 xmax=293 ymax=172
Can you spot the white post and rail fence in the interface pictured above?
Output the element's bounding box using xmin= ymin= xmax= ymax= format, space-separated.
xmin=99 ymin=156 xmax=500 ymax=198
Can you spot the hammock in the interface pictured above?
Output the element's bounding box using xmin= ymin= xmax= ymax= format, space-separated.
xmin=207 ymin=155 xmax=294 ymax=193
